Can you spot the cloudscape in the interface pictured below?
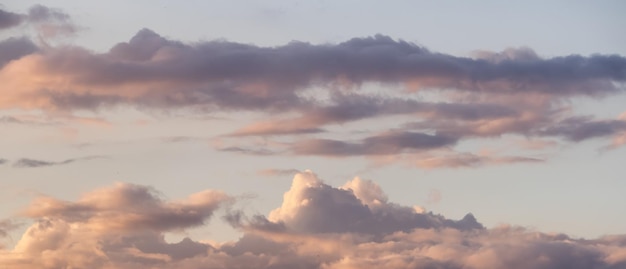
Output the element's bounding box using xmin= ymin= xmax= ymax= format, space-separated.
xmin=1 ymin=1 xmax=625 ymax=268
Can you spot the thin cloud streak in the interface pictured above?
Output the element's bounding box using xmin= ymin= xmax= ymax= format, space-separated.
xmin=291 ymin=131 xmax=457 ymax=156
xmin=257 ymin=168 xmax=302 ymax=177
xmin=12 ymin=155 xmax=107 ymax=168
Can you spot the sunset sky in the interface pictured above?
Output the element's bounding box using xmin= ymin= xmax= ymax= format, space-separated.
xmin=1 ymin=1 xmax=625 ymax=268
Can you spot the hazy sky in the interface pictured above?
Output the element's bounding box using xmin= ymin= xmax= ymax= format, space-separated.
xmin=1 ymin=1 xmax=625 ymax=268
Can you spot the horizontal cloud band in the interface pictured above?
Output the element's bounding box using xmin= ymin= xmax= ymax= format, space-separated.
xmin=0 ymin=29 xmax=625 ymax=112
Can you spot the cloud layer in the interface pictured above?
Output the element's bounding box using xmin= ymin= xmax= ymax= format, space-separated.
xmin=0 ymin=171 xmax=625 ymax=269
xmin=1 ymin=9 xmax=625 ymax=167
xmin=1 ymin=29 xmax=624 ymax=112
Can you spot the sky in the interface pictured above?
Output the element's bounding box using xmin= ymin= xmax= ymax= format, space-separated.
xmin=1 ymin=1 xmax=626 ymax=268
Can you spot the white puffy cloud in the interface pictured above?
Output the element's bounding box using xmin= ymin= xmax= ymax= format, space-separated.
xmin=259 ymin=171 xmax=482 ymax=235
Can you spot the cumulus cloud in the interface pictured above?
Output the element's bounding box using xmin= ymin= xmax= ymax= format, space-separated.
xmin=0 ymin=172 xmax=625 ymax=268
xmin=231 ymin=171 xmax=483 ymax=235
xmin=13 ymin=155 xmax=107 ymax=168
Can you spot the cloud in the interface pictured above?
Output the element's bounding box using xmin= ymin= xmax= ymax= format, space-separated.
xmin=25 ymin=5 xmax=78 ymax=38
xmin=12 ymin=155 xmax=107 ymax=168
xmin=0 ymin=27 xmax=624 ymax=163
xmin=0 ymin=5 xmax=78 ymax=39
xmin=412 ymin=152 xmax=544 ymax=169
xmin=0 ymin=219 xmax=19 ymax=249
xmin=232 ymin=171 xmax=483 ymax=235
xmin=0 ymin=219 xmax=18 ymax=238
xmin=22 ymin=182 xmax=231 ymax=232
xmin=231 ymin=93 xmax=518 ymax=136
xmin=291 ymin=131 xmax=457 ymax=156
xmin=0 ymin=158 xmax=7 ymax=165
xmin=539 ymin=116 xmax=626 ymax=142
xmin=217 ymin=146 xmax=279 ymax=156
xmin=0 ymin=9 xmax=23 ymax=30
xmin=0 ymin=37 xmax=38 ymax=68
xmin=257 ymin=168 xmax=302 ymax=177
xmin=0 ymin=172 xmax=625 ymax=268
xmin=1 ymin=29 xmax=624 ymax=112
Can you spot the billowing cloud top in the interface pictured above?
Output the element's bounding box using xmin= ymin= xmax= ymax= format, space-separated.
xmin=1 ymin=172 xmax=625 ymax=268
xmin=259 ymin=171 xmax=482 ymax=234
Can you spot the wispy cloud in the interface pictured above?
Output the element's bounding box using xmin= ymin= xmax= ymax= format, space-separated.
xmin=13 ymin=155 xmax=107 ymax=168
xmin=257 ymin=168 xmax=302 ymax=177
xmin=217 ymin=146 xmax=279 ymax=156
xmin=291 ymin=131 xmax=457 ymax=156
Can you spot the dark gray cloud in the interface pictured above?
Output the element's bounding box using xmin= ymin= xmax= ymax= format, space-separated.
xmin=539 ymin=116 xmax=626 ymax=141
xmin=292 ymin=131 xmax=457 ymax=156
xmin=13 ymin=155 xmax=106 ymax=168
xmin=0 ymin=37 xmax=38 ymax=68
xmin=0 ymin=158 xmax=7 ymax=165
xmin=0 ymin=9 xmax=23 ymax=29
xmin=217 ymin=146 xmax=279 ymax=156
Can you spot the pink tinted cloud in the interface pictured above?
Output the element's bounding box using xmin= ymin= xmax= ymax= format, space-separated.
xmin=22 ymin=182 xmax=231 ymax=231
xmin=0 ymin=172 xmax=625 ymax=268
